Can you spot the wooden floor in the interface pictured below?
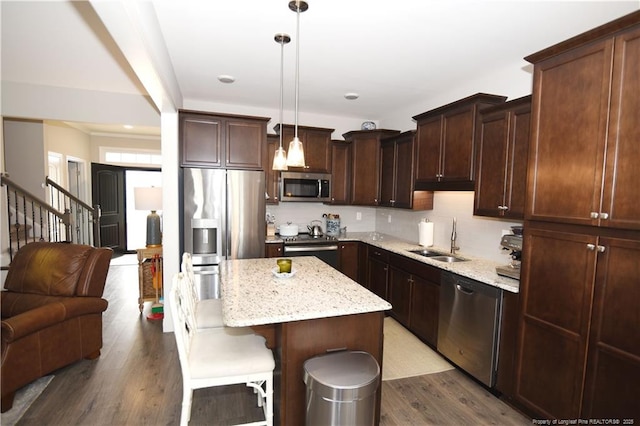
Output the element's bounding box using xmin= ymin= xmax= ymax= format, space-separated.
xmin=18 ymin=256 xmax=530 ymax=425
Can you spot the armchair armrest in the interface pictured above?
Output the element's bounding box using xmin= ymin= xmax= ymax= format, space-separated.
xmin=1 ymin=297 xmax=108 ymax=343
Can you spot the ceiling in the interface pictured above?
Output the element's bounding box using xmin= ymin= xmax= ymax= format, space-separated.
xmin=2 ymin=1 xmax=639 ymax=137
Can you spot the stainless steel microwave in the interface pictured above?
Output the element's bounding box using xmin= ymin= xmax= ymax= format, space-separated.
xmin=280 ymin=172 xmax=331 ymax=202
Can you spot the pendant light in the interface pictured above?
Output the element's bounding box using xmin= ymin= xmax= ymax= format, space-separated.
xmin=285 ymin=0 xmax=308 ymax=168
xmin=272 ymin=33 xmax=291 ymax=171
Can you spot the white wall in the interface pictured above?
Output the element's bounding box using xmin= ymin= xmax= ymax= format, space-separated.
xmin=3 ymin=118 xmax=46 ymax=198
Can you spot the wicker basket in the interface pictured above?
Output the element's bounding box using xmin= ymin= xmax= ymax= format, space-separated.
xmin=142 ymin=258 xmax=162 ymax=299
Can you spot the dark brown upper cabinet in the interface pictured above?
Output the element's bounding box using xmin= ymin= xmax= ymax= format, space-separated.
xmin=412 ymin=93 xmax=507 ymax=191
xmin=380 ymin=131 xmax=433 ymax=210
xmin=274 ymin=124 xmax=334 ymax=174
xmin=264 ymin=134 xmax=280 ymax=204
xmin=474 ymin=96 xmax=531 ymax=219
xmin=180 ymin=110 xmax=268 ymax=170
xmin=343 ymin=129 xmax=400 ymax=206
xmin=525 ymin=17 xmax=640 ymax=230
xmin=328 ymin=140 xmax=351 ymax=205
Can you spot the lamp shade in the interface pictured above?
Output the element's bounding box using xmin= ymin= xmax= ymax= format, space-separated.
xmin=134 ymin=187 xmax=163 ymax=211
xmin=134 ymin=187 xmax=163 ymax=247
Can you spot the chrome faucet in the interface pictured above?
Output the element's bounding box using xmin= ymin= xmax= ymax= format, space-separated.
xmin=450 ymin=217 xmax=460 ymax=254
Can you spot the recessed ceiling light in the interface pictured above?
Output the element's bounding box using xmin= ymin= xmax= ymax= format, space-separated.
xmin=123 ymin=125 xmax=133 ymax=129
xmin=218 ymin=75 xmax=236 ymax=83
xmin=344 ymin=92 xmax=359 ymax=100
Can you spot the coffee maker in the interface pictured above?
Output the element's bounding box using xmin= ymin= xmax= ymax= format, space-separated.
xmin=496 ymin=230 xmax=523 ymax=280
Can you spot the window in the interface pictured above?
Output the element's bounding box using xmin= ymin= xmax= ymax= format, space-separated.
xmin=101 ymin=148 xmax=162 ymax=167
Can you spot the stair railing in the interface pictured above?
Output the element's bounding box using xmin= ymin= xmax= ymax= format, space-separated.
xmin=46 ymin=176 xmax=101 ymax=248
xmin=1 ymin=173 xmax=101 ymax=262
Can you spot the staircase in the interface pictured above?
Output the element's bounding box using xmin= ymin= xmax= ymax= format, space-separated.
xmin=1 ymin=173 xmax=101 ymax=268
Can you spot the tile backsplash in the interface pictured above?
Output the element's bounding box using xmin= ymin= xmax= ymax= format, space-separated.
xmin=267 ymin=191 xmax=522 ymax=263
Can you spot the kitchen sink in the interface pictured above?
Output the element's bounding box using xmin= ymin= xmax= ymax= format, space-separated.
xmin=408 ymin=249 xmax=467 ymax=263
xmin=408 ymin=249 xmax=444 ymax=257
xmin=430 ymin=255 xmax=468 ymax=263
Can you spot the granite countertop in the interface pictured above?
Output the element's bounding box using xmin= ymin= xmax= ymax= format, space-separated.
xmin=220 ymin=256 xmax=392 ymax=327
xmin=266 ymin=231 xmax=520 ymax=293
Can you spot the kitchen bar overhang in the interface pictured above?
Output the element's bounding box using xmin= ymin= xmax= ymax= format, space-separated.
xmin=219 ymin=256 xmax=391 ymax=425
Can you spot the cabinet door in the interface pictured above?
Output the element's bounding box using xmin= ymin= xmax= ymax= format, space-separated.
xmin=527 ymin=38 xmax=613 ymax=225
xmin=278 ymin=125 xmax=332 ymax=173
xmin=409 ymin=275 xmax=439 ymax=346
xmin=474 ymin=109 xmax=509 ymax=217
xmin=415 ymin=116 xmax=442 ymax=182
xmin=265 ymin=243 xmax=284 ymax=258
xmin=329 ymin=141 xmax=350 ymax=204
xmin=338 ymin=242 xmax=359 ymax=282
xmin=475 ymin=100 xmax=531 ymax=219
xmin=303 ymin=129 xmax=332 ymax=173
xmin=441 ymin=107 xmax=475 ymax=181
xmin=351 ymin=136 xmax=381 ymax=205
xmin=503 ymin=104 xmax=530 ymax=219
xmin=388 ymin=266 xmax=411 ymax=327
xmin=516 ymin=228 xmax=597 ymax=419
xmin=379 ymin=141 xmax=396 ymax=207
xmin=265 ymin=135 xmax=280 ymax=204
xmin=393 ymin=135 xmax=415 ymax=208
xmin=601 ymin=27 xmax=640 ymax=230
xmin=582 ymin=237 xmax=640 ymax=418
xmin=367 ymin=256 xmax=388 ymax=300
xmin=225 ymin=119 xmax=265 ymax=170
xmin=180 ymin=113 xmax=223 ymax=167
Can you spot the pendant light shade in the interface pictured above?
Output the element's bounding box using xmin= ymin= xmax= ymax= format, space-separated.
xmin=272 ymin=33 xmax=290 ymax=171
xmin=286 ymin=0 xmax=307 ymax=168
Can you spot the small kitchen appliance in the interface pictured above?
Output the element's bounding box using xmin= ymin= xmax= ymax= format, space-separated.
xmin=307 ymin=220 xmax=324 ymax=237
xmin=495 ymin=233 xmax=523 ymax=280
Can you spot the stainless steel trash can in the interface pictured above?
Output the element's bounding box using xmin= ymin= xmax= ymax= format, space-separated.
xmin=303 ymin=350 xmax=380 ymax=426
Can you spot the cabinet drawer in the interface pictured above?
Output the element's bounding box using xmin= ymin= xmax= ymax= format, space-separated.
xmin=389 ymin=253 xmax=441 ymax=283
xmin=367 ymin=245 xmax=390 ymax=262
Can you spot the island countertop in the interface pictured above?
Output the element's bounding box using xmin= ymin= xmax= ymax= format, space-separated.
xmin=220 ymin=256 xmax=392 ymax=327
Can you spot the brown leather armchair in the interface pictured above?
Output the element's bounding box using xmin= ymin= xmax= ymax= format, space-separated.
xmin=1 ymin=242 xmax=112 ymax=412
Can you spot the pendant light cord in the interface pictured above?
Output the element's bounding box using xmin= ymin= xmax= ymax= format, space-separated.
xmin=279 ymin=38 xmax=285 ymax=150
xmin=294 ymin=2 xmax=301 ymax=140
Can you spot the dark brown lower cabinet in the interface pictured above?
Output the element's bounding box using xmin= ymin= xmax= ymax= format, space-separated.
xmin=337 ymin=241 xmax=359 ymax=282
xmin=388 ymin=266 xmax=411 ymax=326
xmin=388 ymin=254 xmax=440 ymax=347
xmin=264 ymin=242 xmax=283 ymax=258
xmin=408 ymin=274 xmax=439 ymax=347
xmin=367 ymin=247 xmax=389 ymax=300
xmin=515 ymin=224 xmax=640 ymax=420
xmin=582 ymin=236 xmax=640 ymax=420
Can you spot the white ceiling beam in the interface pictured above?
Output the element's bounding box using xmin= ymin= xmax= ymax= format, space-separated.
xmin=89 ymin=0 xmax=182 ymax=113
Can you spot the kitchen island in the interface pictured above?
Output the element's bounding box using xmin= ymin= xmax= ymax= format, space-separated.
xmin=219 ymin=256 xmax=391 ymax=425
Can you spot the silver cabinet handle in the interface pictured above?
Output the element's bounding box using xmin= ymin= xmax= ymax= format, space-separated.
xmin=597 ymin=245 xmax=606 ymax=253
xmin=455 ymin=284 xmax=474 ymax=295
xmin=587 ymin=244 xmax=596 ymax=251
xmin=599 ymin=212 xmax=609 ymax=220
xmin=590 ymin=212 xmax=599 ymax=219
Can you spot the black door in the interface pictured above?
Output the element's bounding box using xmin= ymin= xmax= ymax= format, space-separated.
xmin=92 ymin=163 xmax=126 ymax=251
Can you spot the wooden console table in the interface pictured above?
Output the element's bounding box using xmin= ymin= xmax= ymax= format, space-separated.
xmin=136 ymin=247 xmax=163 ymax=312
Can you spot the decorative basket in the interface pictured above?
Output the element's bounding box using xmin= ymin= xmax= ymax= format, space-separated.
xmin=142 ymin=258 xmax=162 ymax=299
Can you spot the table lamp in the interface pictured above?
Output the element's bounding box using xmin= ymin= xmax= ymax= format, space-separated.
xmin=134 ymin=186 xmax=163 ymax=247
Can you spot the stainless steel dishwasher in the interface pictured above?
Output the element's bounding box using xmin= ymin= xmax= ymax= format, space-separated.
xmin=437 ymin=272 xmax=503 ymax=387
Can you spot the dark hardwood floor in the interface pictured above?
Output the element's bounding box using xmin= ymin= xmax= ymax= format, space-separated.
xmin=18 ymin=256 xmax=529 ymax=425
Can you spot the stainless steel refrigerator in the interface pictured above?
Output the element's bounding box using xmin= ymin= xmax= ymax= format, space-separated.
xmin=182 ymin=168 xmax=265 ymax=299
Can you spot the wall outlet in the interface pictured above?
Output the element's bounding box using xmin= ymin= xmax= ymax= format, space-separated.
xmin=356 ymin=212 xmax=362 ymax=221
